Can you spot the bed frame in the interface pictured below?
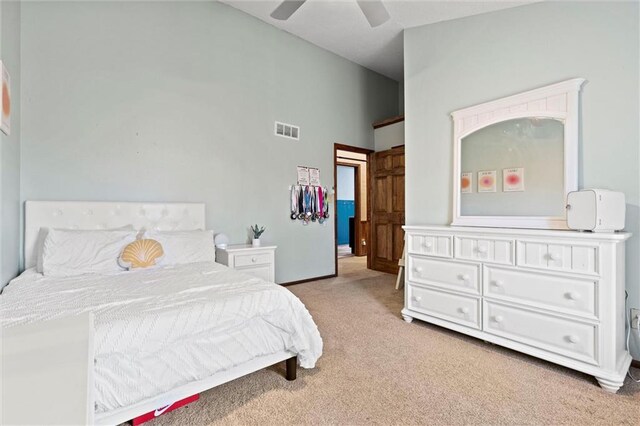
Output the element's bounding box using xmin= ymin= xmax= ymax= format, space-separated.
xmin=24 ymin=201 xmax=297 ymax=426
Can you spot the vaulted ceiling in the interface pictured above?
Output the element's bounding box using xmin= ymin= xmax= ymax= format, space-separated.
xmin=221 ymin=0 xmax=537 ymax=81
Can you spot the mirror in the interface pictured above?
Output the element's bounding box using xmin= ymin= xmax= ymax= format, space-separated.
xmin=461 ymin=118 xmax=565 ymax=217
xmin=451 ymin=79 xmax=586 ymax=229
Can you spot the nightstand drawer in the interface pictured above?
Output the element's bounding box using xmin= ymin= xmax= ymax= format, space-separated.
xmin=234 ymin=252 xmax=273 ymax=267
xmin=237 ymin=264 xmax=272 ymax=282
xmin=216 ymin=244 xmax=277 ymax=283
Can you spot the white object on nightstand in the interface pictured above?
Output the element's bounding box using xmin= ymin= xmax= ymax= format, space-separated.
xmin=1 ymin=312 xmax=95 ymax=425
xmin=214 ymin=233 xmax=229 ymax=249
xmin=216 ymin=244 xmax=277 ymax=283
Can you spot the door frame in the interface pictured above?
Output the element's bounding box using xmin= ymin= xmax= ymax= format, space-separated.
xmin=333 ymin=143 xmax=373 ymax=276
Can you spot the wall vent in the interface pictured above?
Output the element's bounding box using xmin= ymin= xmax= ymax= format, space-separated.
xmin=275 ymin=121 xmax=300 ymax=140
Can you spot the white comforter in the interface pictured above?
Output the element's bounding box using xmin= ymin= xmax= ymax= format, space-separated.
xmin=0 ymin=262 xmax=323 ymax=414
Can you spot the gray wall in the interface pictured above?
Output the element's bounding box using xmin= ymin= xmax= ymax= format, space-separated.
xmin=0 ymin=0 xmax=21 ymax=287
xmin=404 ymin=2 xmax=639 ymax=356
xmin=20 ymin=1 xmax=398 ymax=283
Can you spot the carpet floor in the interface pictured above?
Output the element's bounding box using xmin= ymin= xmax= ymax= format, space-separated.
xmin=154 ymin=256 xmax=640 ymax=425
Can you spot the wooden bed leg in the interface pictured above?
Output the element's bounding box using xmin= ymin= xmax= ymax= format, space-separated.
xmin=285 ymin=356 xmax=297 ymax=381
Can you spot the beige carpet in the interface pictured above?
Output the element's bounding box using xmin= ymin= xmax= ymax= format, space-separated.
xmin=153 ymin=256 xmax=640 ymax=425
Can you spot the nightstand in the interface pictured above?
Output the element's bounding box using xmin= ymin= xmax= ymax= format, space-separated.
xmin=216 ymin=244 xmax=276 ymax=283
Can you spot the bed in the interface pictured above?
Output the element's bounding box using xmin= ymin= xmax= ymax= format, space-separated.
xmin=0 ymin=201 xmax=323 ymax=425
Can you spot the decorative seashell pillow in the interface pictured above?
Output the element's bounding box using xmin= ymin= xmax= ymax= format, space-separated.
xmin=119 ymin=239 xmax=164 ymax=270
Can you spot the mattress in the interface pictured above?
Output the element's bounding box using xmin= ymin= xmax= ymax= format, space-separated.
xmin=0 ymin=262 xmax=323 ymax=414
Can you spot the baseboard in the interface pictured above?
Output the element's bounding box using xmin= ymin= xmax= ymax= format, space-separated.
xmin=280 ymin=274 xmax=336 ymax=287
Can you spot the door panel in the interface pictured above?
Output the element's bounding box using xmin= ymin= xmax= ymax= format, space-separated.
xmin=370 ymin=146 xmax=405 ymax=274
xmin=392 ymin=224 xmax=404 ymax=260
xmin=392 ymin=175 xmax=404 ymax=212
xmin=374 ymin=177 xmax=390 ymax=212
xmin=375 ymin=224 xmax=389 ymax=260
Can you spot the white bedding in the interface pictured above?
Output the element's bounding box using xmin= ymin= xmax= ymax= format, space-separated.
xmin=0 ymin=262 xmax=323 ymax=414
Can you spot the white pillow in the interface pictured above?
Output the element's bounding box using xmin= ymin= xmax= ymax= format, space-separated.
xmin=143 ymin=230 xmax=216 ymax=266
xmin=35 ymin=225 xmax=135 ymax=273
xmin=42 ymin=229 xmax=137 ymax=277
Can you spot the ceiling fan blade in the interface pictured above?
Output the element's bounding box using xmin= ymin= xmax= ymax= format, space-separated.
xmin=356 ymin=0 xmax=390 ymax=28
xmin=270 ymin=0 xmax=307 ymax=20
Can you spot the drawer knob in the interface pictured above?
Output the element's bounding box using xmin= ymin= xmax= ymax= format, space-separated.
xmin=423 ymin=242 xmax=433 ymax=249
xmin=459 ymin=307 xmax=470 ymax=314
xmin=493 ymin=315 xmax=504 ymax=323
xmin=491 ymin=280 xmax=503 ymax=288
xmin=565 ymin=291 xmax=580 ymax=301
xmin=547 ymin=253 xmax=558 ymax=261
xmin=251 ymin=257 xmax=257 ymax=263
xmin=458 ymin=274 xmax=470 ymax=282
xmin=567 ymin=335 xmax=580 ymax=344
xmin=415 ymin=266 xmax=423 ymax=274
xmin=476 ymin=246 xmax=488 ymax=254
xmin=413 ymin=296 xmax=422 ymax=302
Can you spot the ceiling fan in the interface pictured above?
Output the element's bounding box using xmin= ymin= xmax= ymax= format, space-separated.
xmin=270 ymin=0 xmax=391 ymax=28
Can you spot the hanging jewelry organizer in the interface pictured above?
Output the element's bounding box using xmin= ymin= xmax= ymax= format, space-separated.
xmin=289 ymin=184 xmax=330 ymax=225
xmin=290 ymin=166 xmax=330 ymax=225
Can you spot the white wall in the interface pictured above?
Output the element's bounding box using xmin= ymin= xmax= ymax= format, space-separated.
xmin=0 ymin=0 xmax=20 ymax=287
xmin=20 ymin=1 xmax=398 ymax=284
xmin=405 ymin=2 xmax=639 ymax=356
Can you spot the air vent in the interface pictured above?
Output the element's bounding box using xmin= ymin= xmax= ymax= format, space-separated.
xmin=275 ymin=121 xmax=300 ymax=140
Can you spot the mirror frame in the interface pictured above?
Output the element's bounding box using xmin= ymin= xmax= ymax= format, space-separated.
xmin=451 ymin=78 xmax=586 ymax=230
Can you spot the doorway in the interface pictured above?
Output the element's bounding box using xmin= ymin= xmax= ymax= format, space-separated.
xmin=336 ymin=165 xmax=356 ymax=258
xmin=334 ymin=143 xmax=373 ymax=276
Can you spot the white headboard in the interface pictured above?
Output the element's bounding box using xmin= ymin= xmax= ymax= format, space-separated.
xmin=24 ymin=201 xmax=206 ymax=269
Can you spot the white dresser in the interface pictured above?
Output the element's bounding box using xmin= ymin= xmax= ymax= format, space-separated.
xmin=216 ymin=244 xmax=276 ymax=283
xmin=402 ymin=225 xmax=632 ymax=392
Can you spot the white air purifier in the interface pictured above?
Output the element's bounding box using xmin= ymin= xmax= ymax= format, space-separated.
xmin=566 ymin=189 xmax=625 ymax=232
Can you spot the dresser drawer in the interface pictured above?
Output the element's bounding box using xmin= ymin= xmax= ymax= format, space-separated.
xmin=484 ymin=301 xmax=598 ymax=365
xmin=517 ymin=241 xmax=598 ymax=275
xmin=454 ymin=236 xmax=515 ymax=265
xmin=407 ymin=233 xmax=452 ymax=258
xmin=407 ymin=256 xmax=480 ymax=295
xmin=408 ymin=285 xmax=481 ymax=329
xmin=234 ymin=251 xmax=273 ymax=268
xmin=484 ymin=266 xmax=598 ymax=319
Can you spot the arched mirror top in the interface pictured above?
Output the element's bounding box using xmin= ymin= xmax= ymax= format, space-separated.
xmin=450 ymin=78 xmax=586 ymax=230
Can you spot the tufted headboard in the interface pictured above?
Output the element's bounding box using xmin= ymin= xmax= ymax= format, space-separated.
xmin=24 ymin=201 xmax=206 ymax=269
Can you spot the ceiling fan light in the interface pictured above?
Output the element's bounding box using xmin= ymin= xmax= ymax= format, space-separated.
xmin=270 ymin=0 xmax=307 ymax=20
xmin=356 ymin=0 xmax=391 ymax=28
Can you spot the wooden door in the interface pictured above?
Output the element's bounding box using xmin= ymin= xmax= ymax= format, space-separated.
xmin=369 ymin=146 xmax=405 ymax=274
